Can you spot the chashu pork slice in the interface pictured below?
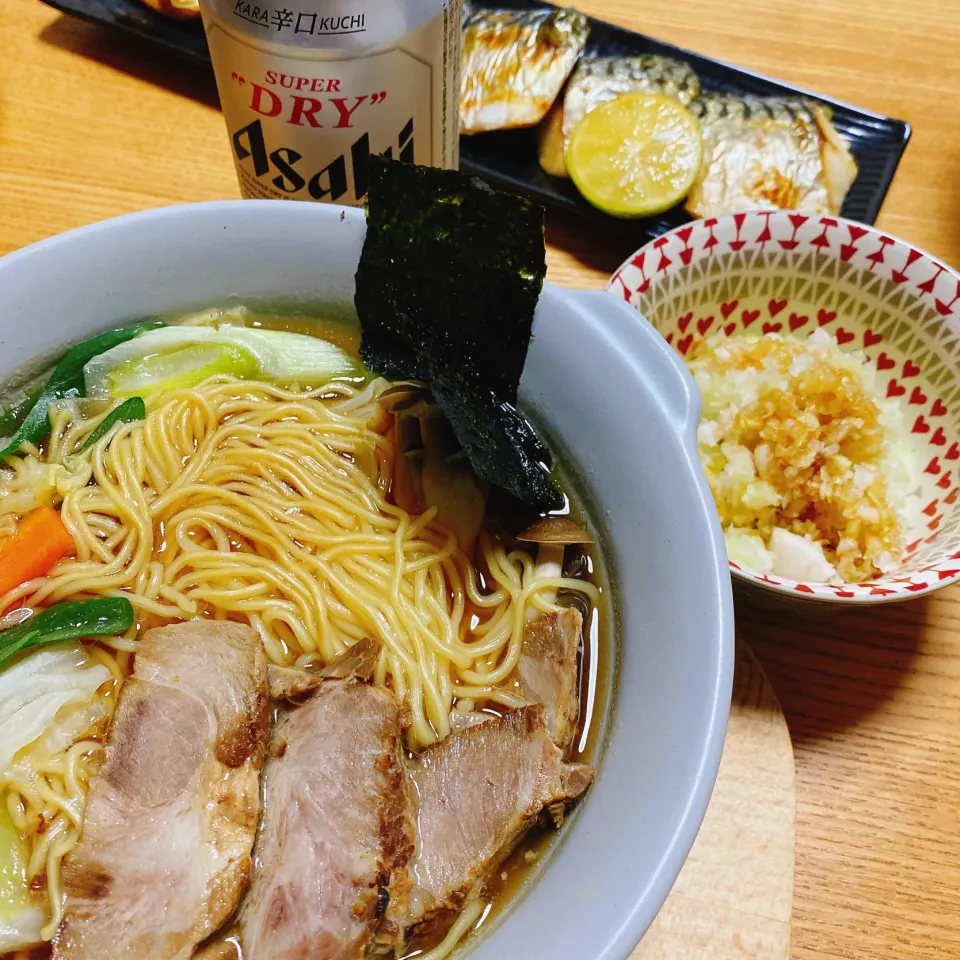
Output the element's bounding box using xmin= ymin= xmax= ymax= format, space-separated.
xmin=53 ymin=621 xmax=269 ymax=960
xmin=266 ymin=637 xmax=381 ymax=702
xmin=394 ymin=706 xmax=593 ymax=948
xmin=517 ymin=608 xmax=583 ymax=752
xmin=239 ymin=679 xmax=414 ymax=960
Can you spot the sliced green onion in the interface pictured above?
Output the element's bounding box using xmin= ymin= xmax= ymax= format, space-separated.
xmin=105 ymin=342 xmax=259 ymax=398
xmin=0 ymin=385 xmax=43 ymax=436
xmin=0 ymin=322 xmax=163 ymax=458
xmin=84 ymin=325 xmax=364 ymax=398
xmin=0 ymin=598 xmax=135 ymax=668
xmin=81 ymin=397 xmax=146 ymax=451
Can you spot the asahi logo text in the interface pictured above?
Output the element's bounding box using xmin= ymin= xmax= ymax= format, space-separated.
xmin=232 ymin=117 xmax=414 ymax=201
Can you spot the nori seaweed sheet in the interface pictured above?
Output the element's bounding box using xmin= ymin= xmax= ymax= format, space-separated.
xmin=356 ymin=157 xmax=563 ymax=512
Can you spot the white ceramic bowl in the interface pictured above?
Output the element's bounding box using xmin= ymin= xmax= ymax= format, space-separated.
xmin=0 ymin=202 xmax=733 ymax=960
xmin=608 ymin=212 xmax=960 ymax=604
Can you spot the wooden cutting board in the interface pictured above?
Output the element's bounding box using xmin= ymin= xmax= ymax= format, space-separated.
xmin=632 ymin=639 xmax=795 ymax=959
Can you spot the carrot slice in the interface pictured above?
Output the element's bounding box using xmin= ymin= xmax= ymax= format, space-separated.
xmin=0 ymin=507 xmax=75 ymax=600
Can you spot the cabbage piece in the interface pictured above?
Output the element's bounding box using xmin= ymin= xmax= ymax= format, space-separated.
xmin=0 ymin=645 xmax=111 ymax=776
xmin=742 ymin=481 xmax=782 ymax=511
xmin=724 ymin=528 xmax=773 ymax=573
xmin=83 ymin=326 xmax=364 ymax=398
xmin=0 ymin=456 xmax=69 ymax=524
xmin=0 ymin=645 xmax=108 ymax=951
xmin=26 ymin=699 xmax=108 ymax=763
xmin=719 ymin=442 xmax=757 ymax=484
xmin=0 ymin=803 xmax=44 ymax=953
xmin=769 ymin=528 xmax=838 ymax=583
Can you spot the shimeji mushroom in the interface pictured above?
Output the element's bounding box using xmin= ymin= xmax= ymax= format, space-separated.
xmin=516 ymin=517 xmax=593 ymax=616
xmin=383 ymin=386 xmax=488 ymax=557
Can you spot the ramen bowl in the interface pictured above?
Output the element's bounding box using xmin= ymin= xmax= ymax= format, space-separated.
xmin=608 ymin=211 xmax=960 ymax=604
xmin=0 ymin=201 xmax=733 ymax=960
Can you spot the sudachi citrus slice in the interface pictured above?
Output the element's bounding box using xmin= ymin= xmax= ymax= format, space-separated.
xmin=566 ymin=92 xmax=703 ymax=218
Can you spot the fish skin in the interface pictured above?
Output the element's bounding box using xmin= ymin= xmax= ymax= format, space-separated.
xmin=538 ymin=55 xmax=702 ymax=177
xmin=461 ymin=8 xmax=590 ymax=135
xmin=685 ymin=92 xmax=858 ymax=218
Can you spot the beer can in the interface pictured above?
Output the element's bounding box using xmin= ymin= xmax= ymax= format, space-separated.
xmin=199 ymin=0 xmax=462 ymax=204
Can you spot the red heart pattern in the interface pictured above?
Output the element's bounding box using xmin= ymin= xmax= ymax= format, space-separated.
xmin=931 ymin=398 xmax=948 ymax=416
xmin=887 ymin=379 xmax=905 ymax=398
xmin=817 ymin=308 xmax=836 ymax=326
xmin=789 ymin=312 xmax=808 ymax=332
xmin=877 ymin=352 xmax=895 ymax=370
xmin=742 ymin=309 xmax=760 ymax=328
xmin=914 ymin=416 xmax=931 ymax=434
xmin=678 ymin=312 xmax=693 ymax=332
xmin=932 ymin=427 xmax=946 ymax=446
xmin=864 ymin=329 xmax=882 ymax=347
xmin=724 ymin=323 xmax=736 ymax=336
xmin=836 ymin=327 xmax=855 ymax=345
xmin=768 ymin=298 xmax=787 ymax=317
xmin=762 ymin=322 xmax=782 ymax=334
xmin=903 ymin=359 xmax=921 ymax=378
xmin=720 ymin=300 xmax=739 ymax=319
xmin=697 ymin=316 xmax=714 ymax=335
xmin=909 ymin=386 xmax=928 ymax=406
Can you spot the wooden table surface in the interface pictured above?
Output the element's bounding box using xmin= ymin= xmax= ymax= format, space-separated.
xmin=2 ymin=1 xmax=959 ymax=957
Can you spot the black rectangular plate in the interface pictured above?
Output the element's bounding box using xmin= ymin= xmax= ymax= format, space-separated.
xmin=40 ymin=0 xmax=911 ymax=239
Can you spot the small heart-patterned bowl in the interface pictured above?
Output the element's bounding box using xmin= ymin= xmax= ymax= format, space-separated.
xmin=607 ymin=211 xmax=960 ymax=604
